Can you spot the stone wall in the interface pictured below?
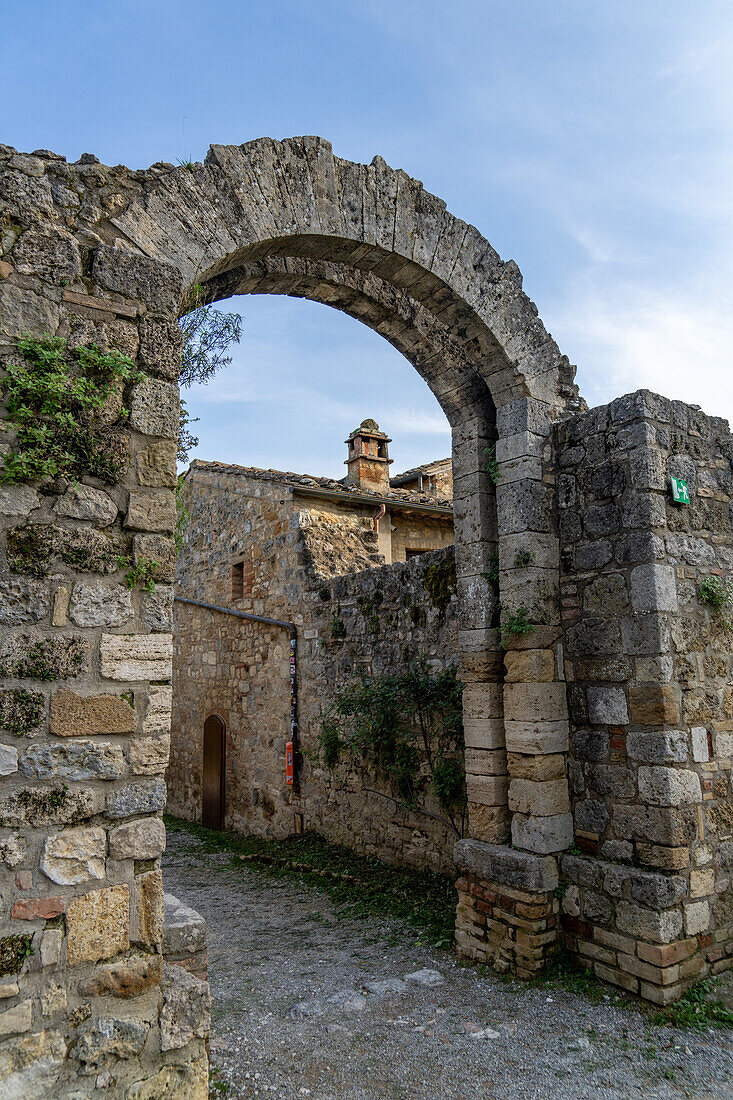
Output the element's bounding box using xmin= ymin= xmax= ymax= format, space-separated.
xmin=555 ymin=391 xmax=733 ymax=1000
xmin=170 ymin=464 xmax=460 ymax=872
xmin=0 ymin=149 xmax=208 ymax=1096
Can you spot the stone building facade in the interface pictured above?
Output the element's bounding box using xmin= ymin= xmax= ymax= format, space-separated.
xmin=168 ymin=428 xmax=459 ymax=872
xmin=0 ymin=132 xmax=731 ymax=1096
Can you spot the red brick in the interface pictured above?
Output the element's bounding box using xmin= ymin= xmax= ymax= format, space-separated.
xmin=12 ymin=897 xmax=65 ymax=920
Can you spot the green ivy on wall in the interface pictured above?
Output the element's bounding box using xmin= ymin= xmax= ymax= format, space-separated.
xmin=0 ymin=335 xmax=143 ymax=485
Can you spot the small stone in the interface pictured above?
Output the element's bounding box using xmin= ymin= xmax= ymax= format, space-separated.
xmin=690 ymin=727 xmax=709 ymax=763
xmin=141 ymin=586 xmax=173 ymax=632
xmin=0 ymin=1000 xmax=32 ymax=1037
xmin=404 ymin=969 xmax=444 ymax=987
xmin=40 ymin=981 xmax=66 ymax=1017
xmin=0 ymin=577 xmax=51 ymax=625
xmin=51 ymin=585 xmax=70 ymax=627
xmin=20 ymin=739 xmax=124 ymax=782
xmin=363 ymin=978 xmax=408 ymax=995
xmin=134 ymin=869 xmax=164 ymax=945
xmin=40 ymin=928 xmax=63 ymax=967
xmin=66 ymin=885 xmax=130 ymax=967
xmin=69 ymin=581 xmax=133 ymax=628
xmin=78 ymin=954 xmax=162 ymax=999
xmin=160 ymin=962 xmax=210 ymax=1050
xmin=50 ymin=690 xmax=136 ymax=737
xmin=289 ymin=999 xmax=323 ymax=1018
xmin=127 ymin=735 xmax=170 ymax=775
xmin=468 ymin=1026 xmax=501 ymax=1039
xmin=106 ymin=779 xmax=167 ymax=819
xmin=0 ymin=485 xmax=40 ymax=517
xmin=110 ymin=817 xmax=166 ymax=861
xmin=325 ymin=990 xmax=368 ymax=1011
xmin=75 ymin=1016 xmax=148 ymax=1073
xmin=0 ymin=1030 xmax=66 ymax=1095
xmin=163 ymin=894 xmax=207 ymax=957
xmin=54 ymin=484 xmax=117 ymax=526
xmin=0 ymin=983 xmax=19 ymax=999
xmin=40 ymin=826 xmax=106 ymax=885
xmin=0 ymin=744 xmax=19 ymax=776
xmin=0 ymin=835 xmax=25 ymax=868
xmin=143 ymin=687 xmax=172 ymax=733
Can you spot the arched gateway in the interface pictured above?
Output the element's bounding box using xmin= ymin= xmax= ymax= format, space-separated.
xmin=1 ymin=138 xmax=730 ymax=1095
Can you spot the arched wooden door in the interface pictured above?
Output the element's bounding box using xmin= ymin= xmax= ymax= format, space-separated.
xmin=202 ymin=714 xmax=226 ymax=829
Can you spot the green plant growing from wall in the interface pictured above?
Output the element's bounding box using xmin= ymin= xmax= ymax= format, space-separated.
xmin=486 ymin=445 xmax=501 ymax=484
xmin=500 ymin=606 xmax=536 ymax=646
xmin=330 ymin=615 xmax=347 ymax=639
xmin=116 ymin=554 xmax=159 ymax=592
xmin=318 ymin=661 xmax=466 ymax=837
xmin=422 ymin=552 xmax=457 ymax=617
xmin=514 ymin=549 xmax=534 ymax=568
xmin=0 ymin=335 xmax=143 ymax=485
xmin=698 ymin=575 xmax=733 ymax=630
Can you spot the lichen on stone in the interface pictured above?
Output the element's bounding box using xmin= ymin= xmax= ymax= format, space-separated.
xmin=0 ymin=933 xmax=34 ymax=976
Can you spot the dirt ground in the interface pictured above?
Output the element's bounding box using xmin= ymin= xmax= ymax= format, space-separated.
xmin=162 ymin=827 xmax=733 ymax=1100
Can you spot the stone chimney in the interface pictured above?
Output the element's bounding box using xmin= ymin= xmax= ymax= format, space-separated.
xmin=345 ymin=419 xmax=393 ymax=494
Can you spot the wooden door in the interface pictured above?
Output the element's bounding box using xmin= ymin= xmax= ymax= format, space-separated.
xmin=202 ymin=715 xmax=226 ymax=829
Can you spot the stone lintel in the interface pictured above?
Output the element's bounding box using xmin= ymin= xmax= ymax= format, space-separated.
xmin=453 ymin=838 xmax=558 ymax=892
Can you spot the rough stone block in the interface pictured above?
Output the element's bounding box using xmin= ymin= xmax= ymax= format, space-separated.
xmin=100 ymin=633 xmax=173 ymax=682
xmin=463 ymin=717 xmax=505 ymax=750
xmin=630 ymin=563 xmax=677 ymax=612
xmin=504 ymin=648 xmax=555 ymax=683
xmin=638 ymin=767 xmax=701 ymax=806
xmin=134 ymin=533 xmax=175 ymax=583
xmin=683 ymin=900 xmax=710 ymax=935
xmin=127 ymin=735 xmax=170 ymax=775
xmin=690 ymin=726 xmax=709 ymax=763
xmin=54 ymin=484 xmax=117 ymax=526
xmin=50 ymin=690 xmax=136 ymax=737
xmin=0 ymin=744 xmax=19 ymax=776
xmin=78 ymin=954 xmax=162 ymax=999
xmin=616 ymin=900 xmax=683 ymax=944
xmin=19 ymin=739 xmax=124 ymax=782
xmin=628 ymin=684 xmax=680 ymax=726
xmin=505 ymin=719 xmax=569 ymax=755
xmin=587 ymin=686 xmax=628 ymax=725
xmin=511 ymin=812 xmax=573 ymax=854
xmin=69 ymin=581 xmax=133 ymax=628
xmin=129 ymin=379 xmax=179 ymax=439
xmin=66 ymin=884 xmax=130 ymax=966
xmin=125 ymin=489 xmax=176 ymax=533
xmin=159 ymin=962 xmax=211 ymax=1051
xmin=507 ymin=753 xmax=565 ymax=781
xmin=453 ymin=838 xmax=559 ymax=890
xmin=109 ymin=816 xmax=166 ymax=860
xmin=508 ymin=778 xmax=570 ymax=816
xmin=136 ymin=439 xmax=177 ymax=488
xmin=0 ymin=1000 xmax=32 ymax=1038
xmin=462 ymin=682 xmax=503 ymax=718
xmin=40 ymin=826 xmax=106 ymax=885
xmin=163 ymin=894 xmax=208 ymax=957
xmin=75 ymin=1014 xmax=148 ymax=1073
xmin=504 ymin=682 xmax=568 ymax=723
xmin=92 ymin=243 xmax=182 ymax=312
xmin=465 ymin=775 xmax=508 ymax=806
xmin=106 ymin=779 xmax=167 ymax=819
xmin=626 ymin=729 xmax=687 ymax=764
xmin=143 ymin=686 xmax=173 ymax=734
xmin=134 ymin=869 xmax=164 ymax=946
xmin=138 ymin=315 xmax=183 ymax=379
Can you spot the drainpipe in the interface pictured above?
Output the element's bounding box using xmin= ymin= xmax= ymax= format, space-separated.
xmin=173 ymin=596 xmax=300 ymax=793
xmin=373 ymin=502 xmax=386 ymax=530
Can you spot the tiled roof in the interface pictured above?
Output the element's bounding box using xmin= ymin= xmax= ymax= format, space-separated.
xmin=189 ymin=459 xmax=453 ymax=508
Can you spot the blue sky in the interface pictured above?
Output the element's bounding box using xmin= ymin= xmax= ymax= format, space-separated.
xmin=5 ymin=1 xmax=733 ymax=477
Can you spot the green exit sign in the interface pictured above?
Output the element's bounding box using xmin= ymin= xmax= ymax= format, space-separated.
xmin=671 ymin=476 xmax=690 ymax=504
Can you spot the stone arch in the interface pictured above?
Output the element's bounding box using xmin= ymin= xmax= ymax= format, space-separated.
xmin=106 ymin=137 xmax=582 ymax=854
xmin=0 ymin=136 xmax=586 ymax=1093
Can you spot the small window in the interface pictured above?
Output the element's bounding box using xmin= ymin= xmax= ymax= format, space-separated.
xmin=405 ymin=548 xmax=429 ymax=559
xmin=231 ymin=561 xmax=244 ymax=600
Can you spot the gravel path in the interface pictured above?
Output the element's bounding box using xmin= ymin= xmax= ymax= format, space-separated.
xmin=163 ymin=829 xmax=733 ymax=1100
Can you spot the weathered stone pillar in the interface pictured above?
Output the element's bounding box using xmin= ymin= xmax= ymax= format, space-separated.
xmin=0 ymin=153 xmax=209 ymax=1097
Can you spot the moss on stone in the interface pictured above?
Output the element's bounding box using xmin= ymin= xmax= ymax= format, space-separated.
xmin=7 ymin=523 xmax=119 ymax=576
xmin=6 ymin=525 xmax=51 ymax=576
xmin=422 ymin=551 xmax=457 ymax=617
xmin=0 ymin=934 xmax=34 ymax=976
xmin=13 ymin=637 xmax=87 ymax=681
xmin=0 ymin=688 xmax=45 ymax=735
